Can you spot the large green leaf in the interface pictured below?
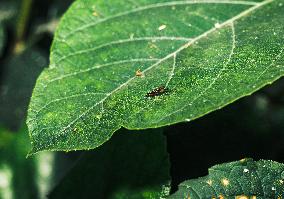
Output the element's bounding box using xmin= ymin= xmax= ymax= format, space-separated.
xmin=169 ymin=158 xmax=284 ymax=198
xmin=50 ymin=129 xmax=170 ymax=199
xmin=27 ymin=0 xmax=284 ymax=153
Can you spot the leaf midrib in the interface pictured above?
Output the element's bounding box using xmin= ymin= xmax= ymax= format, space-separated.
xmin=53 ymin=0 xmax=273 ymax=134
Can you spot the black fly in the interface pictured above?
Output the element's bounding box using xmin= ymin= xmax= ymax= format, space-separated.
xmin=146 ymin=86 xmax=169 ymax=98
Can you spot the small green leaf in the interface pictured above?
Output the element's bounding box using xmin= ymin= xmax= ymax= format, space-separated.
xmin=27 ymin=0 xmax=284 ymax=153
xmin=169 ymin=158 xmax=284 ymax=199
xmin=49 ymin=129 xmax=170 ymax=199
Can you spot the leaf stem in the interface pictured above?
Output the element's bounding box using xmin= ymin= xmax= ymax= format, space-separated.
xmin=14 ymin=0 xmax=33 ymax=53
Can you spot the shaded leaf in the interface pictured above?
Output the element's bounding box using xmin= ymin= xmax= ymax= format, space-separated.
xmin=0 ymin=1 xmax=16 ymax=56
xmin=27 ymin=0 xmax=284 ymax=153
xmin=0 ymin=2 xmax=17 ymax=23
xmin=0 ymin=48 xmax=47 ymax=130
xmin=0 ymin=26 xmax=4 ymax=56
xmin=0 ymin=125 xmax=55 ymax=199
xmin=169 ymin=158 xmax=284 ymax=199
xmin=49 ymin=129 xmax=170 ymax=199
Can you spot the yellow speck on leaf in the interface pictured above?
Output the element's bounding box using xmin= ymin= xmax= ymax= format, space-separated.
xmin=93 ymin=11 xmax=99 ymax=16
xmin=206 ymin=179 xmax=213 ymax=185
xmin=221 ymin=178 xmax=229 ymax=186
xmin=92 ymin=6 xmax=100 ymax=17
xmin=158 ymin=24 xmax=167 ymax=31
xmin=235 ymin=195 xmax=249 ymax=199
xmin=149 ymin=43 xmax=158 ymax=49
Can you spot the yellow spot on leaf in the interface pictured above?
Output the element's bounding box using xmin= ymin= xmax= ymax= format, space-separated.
xmin=92 ymin=6 xmax=100 ymax=17
xmin=158 ymin=24 xmax=167 ymax=31
xmin=206 ymin=179 xmax=213 ymax=185
xmin=93 ymin=11 xmax=99 ymax=16
xmin=221 ymin=178 xmax=229 ymax=186
xmin=149 ymin=43 xmax=158 ymax=49
xmin=235 ymin=196 xmax=249 ymax=199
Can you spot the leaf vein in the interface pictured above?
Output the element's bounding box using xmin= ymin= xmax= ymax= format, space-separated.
xmin=62 ymin=0 xmax=259 ymax=39
xmin=47 ymin=58 xmax=160 ymax=84
xmin=54 ymin=36 xmax=192 ymax=64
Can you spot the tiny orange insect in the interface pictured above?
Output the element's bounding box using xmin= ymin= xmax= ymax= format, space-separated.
xmin=135 ymin=69 xmax=143 ymax=77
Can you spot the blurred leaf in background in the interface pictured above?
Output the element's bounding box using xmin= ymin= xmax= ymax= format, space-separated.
xmin=0 ymin=125 xmax=55 ymax=199
xmin=50 ymin=129 xmax=170 ymax=199
xmin=0 ymin=26 xmax=4 ymax=56
xmin=0 ymin=0 xmax=74 ymax=131
xmin=0 ymin=49 xmax=47 ymax=130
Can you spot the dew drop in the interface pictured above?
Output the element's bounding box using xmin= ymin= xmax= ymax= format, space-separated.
xmin=243 ymin=168 xmax=249 ymax=173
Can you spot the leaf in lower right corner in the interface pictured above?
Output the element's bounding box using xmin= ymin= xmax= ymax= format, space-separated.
xmin=168 ymin=158 xmax=284 ymax=199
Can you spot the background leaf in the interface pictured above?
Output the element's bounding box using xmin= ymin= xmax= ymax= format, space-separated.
xmin=27 ymin=0 xmax=284 ymax=153
xmin=169 ymin=158 xmax=284 ymax=198
xmin=0 ymin=125 xmax=55 ymax=199
xmin=0 ymin=48 xmax=47 ymax=130
xmin=0 ymin=26 xmax=4 ymax=56
xmin=49 ymin=129 xmax=170 ymax=199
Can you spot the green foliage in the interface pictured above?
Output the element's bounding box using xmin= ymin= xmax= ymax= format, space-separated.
xmin=0 ymin=1 xmax=17 ymax=56
xmin=27 ymin=0 xmax=284 ymax=154
xmin=0 ymin=126 xmax=54 ymax=199
xmin=0 ymin=48 xmax=47 ymax=130
xmin=169 ymin=158 xmax=284 ymax=199
xmin=50 ymin=129 xmax=170 ymax=199
xmin=0 ymin=26 xmax=4 ymax=56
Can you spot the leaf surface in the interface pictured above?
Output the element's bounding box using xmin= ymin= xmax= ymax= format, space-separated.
xmin=27 ymin=0 xmax=284 ymax=153
xmin=169 ymin=158 xmax=284 ymax=198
